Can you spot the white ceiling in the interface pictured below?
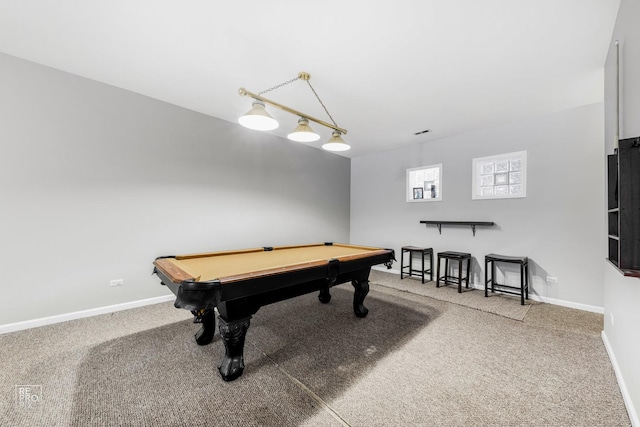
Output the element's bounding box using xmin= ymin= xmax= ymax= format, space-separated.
xmin=0 ymin=0 xmax=620 ymax=158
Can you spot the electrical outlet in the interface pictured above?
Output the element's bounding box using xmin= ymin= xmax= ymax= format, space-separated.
xmin=610 ymin=313 xmax=615 ymax=326
xmin=546 ymin=276 xmax=558 ymax=283
xmin=110 ymin=279 xmax=124 ymax=287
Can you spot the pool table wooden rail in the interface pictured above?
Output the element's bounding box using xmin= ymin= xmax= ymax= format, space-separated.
xmin=154 ymin=256 xmax=329 ymax=284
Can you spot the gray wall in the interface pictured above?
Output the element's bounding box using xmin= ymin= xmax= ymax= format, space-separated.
xmin=0 ymin=53 xmax=351 ymax=325
xmin=604 ymin=0 xmax=640 ymax=422
xmin=351 ymin=103 xmax=605 ymax=310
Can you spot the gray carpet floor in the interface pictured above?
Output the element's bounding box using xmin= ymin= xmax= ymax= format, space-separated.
xmin=0 ymin=270 xmax=630 ymax=426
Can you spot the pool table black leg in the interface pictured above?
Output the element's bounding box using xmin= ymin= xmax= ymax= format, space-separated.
xmin=318 ymin=286 xmax=331 ymax=303
xmin=218 ymin=316 xmax=251 ymax=382
xmin=352 ymin=278 xmax=370 ymax=318
xmin=193 ymin=309 xmax=215 ymax=346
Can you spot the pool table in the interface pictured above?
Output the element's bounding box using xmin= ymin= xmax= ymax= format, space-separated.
xmin=153 ymin=242 xmax=394 ymax=381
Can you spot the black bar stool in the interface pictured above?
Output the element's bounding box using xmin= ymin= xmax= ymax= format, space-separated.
xmin=400 ymin=246 xmax=433 ymax=283
xmin=484 ymin=254 xmax=529 ymax=305
xmin=436 ymin=251 xmax=471 ymax=293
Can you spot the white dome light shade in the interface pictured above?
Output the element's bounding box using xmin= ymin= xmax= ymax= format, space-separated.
xmin=322 ymin=131 xmax=351 ymax=151
xmin=287 ymin=118 xmax=320 ymax=142
xmin=238 ymin=101 xmax=279 ymax=131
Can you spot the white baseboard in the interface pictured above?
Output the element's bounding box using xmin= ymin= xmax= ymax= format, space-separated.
xmin=602 ymin=331 xmax=639 ymax=427
xmin=372 ymin=266 xmax=604 ymax=314
xmin=2 ymin=265 xmax=605 ymax=334
xmin=0 ymin=294 xmax=175 ymax=335
xmin=525 ymin=293 xmax=603 ymax=314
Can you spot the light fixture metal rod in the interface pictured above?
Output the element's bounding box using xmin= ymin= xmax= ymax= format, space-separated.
xmin=239 ymin=88 xmax=348 ymax=135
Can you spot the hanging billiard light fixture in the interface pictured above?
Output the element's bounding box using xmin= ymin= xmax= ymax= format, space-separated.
xmin=238 ymin=72 xmax=350 ymax=152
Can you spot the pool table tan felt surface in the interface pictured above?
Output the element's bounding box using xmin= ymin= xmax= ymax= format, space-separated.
xmin=154 ymin=243 xmax=390 ymax=284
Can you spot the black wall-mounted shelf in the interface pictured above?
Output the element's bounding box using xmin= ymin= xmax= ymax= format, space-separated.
xmin=607 ymin=136 xmax=640 ymax=277
xmin=420 ymin=221 xmax=495 ymax=236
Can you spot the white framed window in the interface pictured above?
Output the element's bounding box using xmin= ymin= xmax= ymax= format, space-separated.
xmin=472 ymin=151 xmax=526 ymax=200
xmin=407 ymin=164 xmax=442 ymax=202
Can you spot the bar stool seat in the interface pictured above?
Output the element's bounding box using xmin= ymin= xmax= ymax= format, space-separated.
xmin=400 ymin=246 xmax=433 ymax=283
xmin=436 ymin=251 xmax=471 ymax=293
xmin=484 ymin=254 xmax=529 ymax=305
